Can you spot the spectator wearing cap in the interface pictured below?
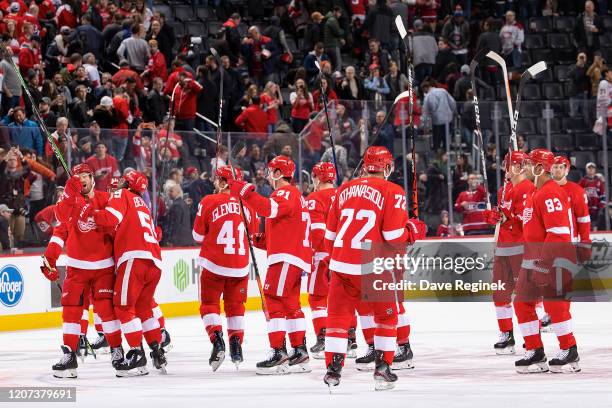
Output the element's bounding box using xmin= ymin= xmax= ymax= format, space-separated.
xmin=235 ymin=95 xmax=268 ymax=134
xmin=441 ymin=6 xmax=470 ymax=66
xmin=0 ymin=46 xmax=22 ymax=114
xmin=385 ymin=60 xmax=408 ymax=102
xmin=0 ymin=203 xmax=13 ymax=251
xmin=87 ymin=120 xmax=112 ymax=151
xmin=575 ymin=1 xmax=602 ymax=57
xmin=92 ymin=95 xmax=116 ymax=131
xmin=421 ymin=80 xmax=456 ymax=150
xmin=364 ymin=64 xmax=390 ymax=103
xmin=75 ymin=136 xmax=93 ymax=164
xmin=117 ymin=23 xmax=150 ymax=73
xmin=580 ymin=162 xmax=606 ymax=224
xmin=38 ymin=97 xmax=58 ymax=129
xmin=85 ymin=141 xmax=120 ymax=192
xmin=337 ymin=66 xmax=364 ymax=101
xmin=263 ymin=121 xmax=299 ymax=162
xmin=303 ymin=42 xmax=329 ymax=87
xmin=3 ymin=107 xmax=43 ymax=156
xmin=5 ymin=2 xmax=24 ymax=34
xmin=141 ymin=39 xmax=167 ymax=87
xmin=364 ymin=38 xmax=391 ymax=77
xmin=312 ymin=76 xmax=338 ymax=112
xmin=112 ymin=59 xmax=144 ymax=90
xmin=454 ymin=64 xmax=490 ymax=102
xmin=412 ymin=19 xmax=438 ymax=87
xmin=0 ymin=147 xmax=32 ymax=244
xmin=454 ymin=172 xmax=490 ymax=235
xmin=499 ymin=10 xmax=524 ymax=68
xmin=323 ymin=6 xmax=345 ymax=71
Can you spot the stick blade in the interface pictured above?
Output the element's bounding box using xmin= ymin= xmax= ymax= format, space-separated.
xmin=395 ymin=15 xmax=407 ymax=39
xmin=314 ymin=60 xmax=321 ymax=71
xmin=393 ymin=90 xmax=411 ymax=105
xmin=526 ymin=61 xmax=547 ymax=78
xmin=486 ymin=51 xmax=505 ymax=66
xmin=209 ymin=47 xmax=218 ymax=57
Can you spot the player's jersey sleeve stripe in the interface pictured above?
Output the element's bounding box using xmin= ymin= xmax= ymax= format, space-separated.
xmin=382 ymin=228 xmax=405 ymax=241
xmin=324 ymin=229 xmax=337 ymax=240
xmin=49 ymin=236 xmax=65 ymax=248
xmin=105 ymin=206 xmax=124 ymax=223
xmin=576 ymin=215 xmax=591 ymax=223
xmin=192 ymin=230 xmax=204 ymax=243
xmin=311 ymin=222 xmax=326 ymax=230
xmin=268 ymin=199 xmax=279 ymax=218
xmin=546 ymin=227 xmax=571 ymax=235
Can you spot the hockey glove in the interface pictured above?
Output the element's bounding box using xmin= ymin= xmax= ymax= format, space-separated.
xmin=406 ymin=218 xmax=427 ymax=244
xmin=577 ymin=242 xmax=592 ymax=264
xmin=483 ymin=208 xmax=503 ymax=225
xmin=228 ymin=179 xmax=255 ymax=199
xmin=63 ymin=175 xmax=83 ymax=204
xmin=40 ymin=255 xmax=59 ymax=281
xmin=253 ymin=232 xmax=266 ymax=250
xmin=532 ymin=259 xmax=553 ymax=287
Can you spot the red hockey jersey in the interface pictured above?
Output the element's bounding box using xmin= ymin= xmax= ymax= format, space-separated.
xmin=192 ymin=193 xmax=258 ymax=277
xmin=496 ymin=179 xmax=535 ymax=256
xmin=52 ymin=190 xmax=114 ymax=269
xmin=579 ymin=176 xmax=605 ymax=221
xmin=521 ymin=180 xmax=575 ymax=270
xmin=455 ymin=185 xmax=488 ymax=232
xmin=35 ymin=204 xmax=58 ymax=237
xmin=560 ymin=181 xmax=591 ymax=244
xmin=88 ymin=188 xmax=162 ymax=269
xmin=241 ymin=184 xmax=312 ymax=272
xmin=324 ymin=177 xmax=409 ymax=275
xmin=306 ymin=187 xmax=336 ymax=262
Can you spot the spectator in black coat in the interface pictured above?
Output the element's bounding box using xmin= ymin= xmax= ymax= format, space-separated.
xmin=568 ymin=51 xmax=591 ymax=117
xmin=433 ymin=39 xmax=460 ymax=85
xmin=0 ymin=204 xmax=11 ymax=251
xmin=575 ymin=1 xmax=602 ymax=57
xmin=144 ymin=77 xmax=168 ymax=125
xmin=162 ymin=182 xmax=194 ymax=246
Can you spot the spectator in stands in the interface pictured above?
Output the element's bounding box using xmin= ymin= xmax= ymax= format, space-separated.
xmin=69 ymin=85 xmax=92 ymax=129
xmin=18 ymin=35 xmax=42 ymax=78
xmin=141 ymin=39 xmax=167 ymax=86
xmin=303 ymin=42 xmax=329 ymax=86
xmin=580 ymin=162 xmax=606 ymax=223
xmin=23 ymin=149 xmax=56 ymax=224
xmin=172 ymin=71 xmax=203 ymax=138
xmin=475 ymin=18 xmax=502 ymax=85
xmin=364 ymin=64 xmax=390 ymax=104
xmin=575 ymin=1 xmax=602 ymax=57
xmin=117 ymin=23 xmax=150 ymax=72
xmin=441 ymin=6 xmax=470 ymax=65
xmin=146 ymin=16 xmax=174 ymax=67
xmin=312 ymin=76 xmax=338 ymax=112
xmin=304 ymin=12 xmax=325 ymax=53
xmin=83 ymin=53 xmax=101 ymax=87
xmin=433 ymin=39 xmax=459 ymax=85
xmin=436 ymin=210 xmax=451 ymax=237
xmin=371 ymin=110 xmax=395 ymax=154
xmin=453 ymin=153 xmax=472 ymax=199
xmin=363 ymin=0 xmax=394 ymax=50
xmin=260 ymin=81 xmax=282 ymax=133
xmin=133 ymin=0 xmax=153 ymax=31
xmin=241 ymin=26 xmax=279 ymax=87
xmin=162 ymin=182 xmax=193 ymax=246
xmin=454 ymin=64 xmax=489 ymax=102
xmin=74 ymin=13 xmax=103 ymax=60
xmin=38 ymin=97 xmax=58 ymax=129
xmin=337 ymin=66 xmax=364 ymax=101
xmin=454 ymin=172 xmax=490 ymax=236
xmin=499 ymin=10 xmax=524 ymax=68
xmin=4 ymin=107 xmax=43 ymax=157
xmin=364 ymin=38 xmax=391 ymax=77
xmin=290 ymin=78 xmax=314 ymax=133
xmin=183 ymin=166 xmax=213 ymax=208
xmin=1 ymin=47 xmax=22 ymax=115
xmin=323 ymin=6 xmax=345 ymax=71
xmin=587 ymin=51 xmax=606 ymax=97
xmin=568 ymin=52 xmax=590 ymax=117
xmin=235 ymin=95 xmax=268 ymax=133
xmin=0 ymin=147 xmax=31 ymax=244
xmin=412 ymin=19 xmax=437 ymax=87
xmin=75 ymin=136 xmax=93 ymax=164
xmin=596 ymin=203 xmax=612 ymax=230
xmin=384 ymin=60 xmax=408 ymax=101
xmin=516 ymin=134 xmax=528 ymax=153
xmin=255 ymin=167 xmax=272 ymax=197
xmin=421 ymin=80 xmax=456 ymax=150
xmin=263 ymin=121 xmax=298 ymax=162
xmin=86 ymin=141 xmax=121 ymax=192
xmin=596 ymin=68 xmax=612 ymax=125
xmin=144 ymin=77 xmax=168 ymax=125
xmin=0 ymin=204 xmax=13 ymax=252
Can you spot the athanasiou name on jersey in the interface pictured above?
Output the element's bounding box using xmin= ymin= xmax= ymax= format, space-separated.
xmin=338 ymin=184 xmax=384 ymax=210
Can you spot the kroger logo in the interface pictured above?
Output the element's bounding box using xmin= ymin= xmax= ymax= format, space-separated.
xmin=0 ymin=265 xmax=24 ymax=307
xmin=173 ymin=260 xmax=190 ymax=292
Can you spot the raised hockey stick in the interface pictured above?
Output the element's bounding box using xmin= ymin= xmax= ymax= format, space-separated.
xmin=486 ymin=51 xmax=515 ymax=145
xmin=469 ymin=55 xmax=491 ymax=211
xmin=0 ymin=44 xmax=70 ymax=176
xmin=395 ymin=15 xmax=419 ymax=218
xmin=210 ymin=48 xmax=225 ymax=175
xmin=314 ymin=60 xmax=341 ymax=185
xmin=350 ymin=89 xmax=413 ymax=178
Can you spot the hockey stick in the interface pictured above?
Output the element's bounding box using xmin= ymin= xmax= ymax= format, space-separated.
xmin=395 ymin=15 xmax=418 ymax=218
xmin=210 ymin=48 xmax=225 ymax=175
xmin=228 ymin=140 xmax=269 ymax=320
xmin=196 ymin=112 xmax=219 ymax=129
xmin=314 ymin=60 xmax=341 ymax=185
xmin=0 ymin=44 xmax=70 ymax=176
xmin=350 ymin=89 xmax=412 ymax=178
xmin=486 ymin=51 xmax=516 ymax=145
xmin=192 ymin=128 xmax=220 ymax=145
xmin=469 ymin=55 xmax=491 ymax=211
xmin=42 ymin=254 xmax=63 ymax=292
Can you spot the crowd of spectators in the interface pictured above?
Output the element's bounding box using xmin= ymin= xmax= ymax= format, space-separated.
xmin=0 ymin=0 xmax=611 ymax=251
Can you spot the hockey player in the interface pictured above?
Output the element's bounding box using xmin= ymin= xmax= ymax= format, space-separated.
xmin=77 ymin=170 xmax=167 ymax=376
xmin=192 ymin=165 xmax=257 ymax=371
xmin=552 ymin=156 xmax=592 ymax=263
xmin=513 ymin=149 xmax=580 ymax=374
xmin=42 ymin=164 xmax=123 ymax=378
xmin=322 ymin=146 xmax=426 ymax=390
xmin=228 ymin=156 xmax=312 ymax=375
xmin=305 ymin=162 xmax=337 ymax=359
xmin=483 ymin=151 xmax=534 ymax=355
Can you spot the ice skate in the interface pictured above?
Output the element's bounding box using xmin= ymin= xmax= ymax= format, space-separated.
xmin=90 ymin=332 xmax=110 ymax=354
xmin=76 ymin=334 xmax=96 ymax=362
xmin=229 ymin=336 xmax=243 ymax=368
xmin=161 ymin=328 xmax=172 ymax=353
xmin=110 ymin=346 xmax=124 ymax=370
xmin=52 ymin=345 xmax=78 ymax=378
xmin=392 ymin=342 xmax=414 ymax=370
xmin=288 ymin=339 xmax=311 ymax=373
xmin=355 ymin=344 xmax=376 ymax=371
xmin=515 ymin=348 xmax=549 ymax=374
xmin=494 ymin=331 xmax=516 ymax=355
xmin=373 ymin=350 xmax=398 ymax=391
xmin=324 ymin=353 xmax=344 ymax=389
xmin=541 ymin=313 xmax=552 ymax=333
xmin=149 ymin=341 xmax=167 ymax=374
xmin=309 ymin=328 xmax=325 ymax=360
xmin=549 ymin=345 xmax=581 ymax=373
xmin=347 ymin=327 xmax=357 ymax=358
xmin=209 ymin=331 xmax=225 ymax=372
xmin=115 ymin=347 xmax=149 ymax=377
xmin=256 ymin=347 xmax=289 ymax=375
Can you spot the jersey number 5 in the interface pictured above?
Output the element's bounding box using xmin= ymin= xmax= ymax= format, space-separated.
xmin=137 ymin=211 xmax=158 ymax=244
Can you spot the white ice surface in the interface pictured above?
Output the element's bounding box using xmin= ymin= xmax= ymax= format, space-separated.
xmin=1 ymin=302 xmax=612 ymax=408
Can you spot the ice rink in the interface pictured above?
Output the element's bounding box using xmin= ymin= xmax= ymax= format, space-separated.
xmin=2 ymin=302 xmax=612 ymax=408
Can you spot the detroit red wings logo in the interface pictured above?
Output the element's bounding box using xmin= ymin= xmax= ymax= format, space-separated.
xmin=522 ymin=207 xmax=533 ymax=224
xmin=77 ymin=216 xmax=97 ymax=232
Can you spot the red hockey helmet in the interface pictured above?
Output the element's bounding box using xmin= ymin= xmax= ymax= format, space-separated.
xmin=527 ymin=148 xmax=555 ymax=173
xmin=123 ymin=170 xmax=148 ymax=195
xmin=72 ymin=163 xmax=93 ymax=175
xmin=216 ymin=165 xmax=243 ymax=182
xmin=503 ymin=151 xmax=528 ymax=172
xmin=268 ymin=155 xmax=295 ymax=178
xmin=554 ymin=155 xmax=571 ymax=169
xmin=312 ymin=162 xmax=337 ymax=183
xmin=363 ymin=146 xmax=393 ymax=173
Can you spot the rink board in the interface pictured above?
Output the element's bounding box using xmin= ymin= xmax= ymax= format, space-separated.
xmin=1 ymin=233 xmax=611 ymax=331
